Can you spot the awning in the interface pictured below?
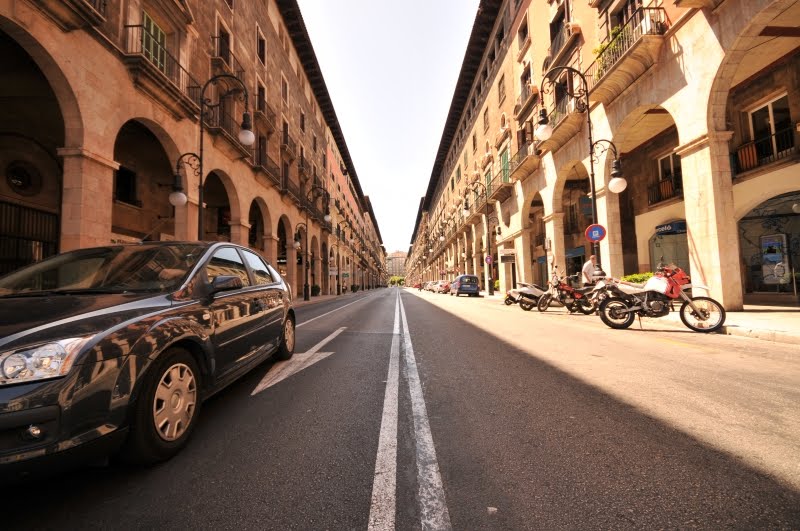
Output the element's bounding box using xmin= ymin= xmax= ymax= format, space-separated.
xmin=566 ymin=246 xmax=586 ymax=258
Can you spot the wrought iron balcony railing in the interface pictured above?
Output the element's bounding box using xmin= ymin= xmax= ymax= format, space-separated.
xmin=647 ymin=176 xmax=683 ymax=206
xmin=733 ymin=127 xmax=796 ymax=175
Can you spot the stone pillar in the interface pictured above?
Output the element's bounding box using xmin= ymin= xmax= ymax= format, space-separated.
xmin=58 ymin=148 xmax=117 ymax=250
xmin=263 ymin=235 xmax=278 ymax=264
xmin=518 ymin=230 xmax=533 ymax=284
xmin=229 ymin=221 xmax=250 ymax=247
xmin=286 ymin=244 xmax=298 ymax=296
xmin=677 ymin=132 xmax=743 ymax=310
xmin=596 ymin=187 xmax=625 ymax=278
xmin=543 ymin=212 xmax=566 ymax=279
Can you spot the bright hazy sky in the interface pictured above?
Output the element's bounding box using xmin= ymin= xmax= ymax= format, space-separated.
xmin=295 ymin=0 xmax=481 ymax=255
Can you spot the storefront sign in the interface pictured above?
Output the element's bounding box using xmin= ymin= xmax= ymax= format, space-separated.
xmin=655 ymin=220 xmax=687 ymax=235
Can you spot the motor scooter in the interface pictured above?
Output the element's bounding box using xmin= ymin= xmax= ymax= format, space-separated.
xmin=504 ymin=282 xmax=547 ymax=311
xmin=536 ymin=266 xmax=596 ymax=314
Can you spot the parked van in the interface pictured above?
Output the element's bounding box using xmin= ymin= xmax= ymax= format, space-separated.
xmin=449 ymin=274 xmax=480 ymax=297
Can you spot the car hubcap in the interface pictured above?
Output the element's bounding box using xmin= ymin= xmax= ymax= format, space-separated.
xmin=284 ymin=319 xmax=295 ymax=352
xmin=153 ymin=363 xmax=196 ymax=442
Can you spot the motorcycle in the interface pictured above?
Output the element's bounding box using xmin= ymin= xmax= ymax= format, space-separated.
xmin=504 ymin=282 xmax=547 ymax=311
xmin=536 ymin=266 xmax=596 ymax=314
xmin=597 ymin=264 xmax=726 ymax=333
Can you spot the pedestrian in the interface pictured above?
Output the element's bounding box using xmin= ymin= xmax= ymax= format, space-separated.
xmin=582 ymin=254 xmax=597 ymax=286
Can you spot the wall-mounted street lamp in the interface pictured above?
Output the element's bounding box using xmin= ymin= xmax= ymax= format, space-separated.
xmin=537 ymin=66 xmax=627 ymax=279
xmin=462 ymin=180 xmax=496 ymax=295
xmin=295 ymin=183 xmax=331 ymax=301
xmin=170 ymin=74 xmax=255 ymax=240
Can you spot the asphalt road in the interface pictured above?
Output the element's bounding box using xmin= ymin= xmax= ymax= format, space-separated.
xmin=3 ymin=287 xmax=799 ymax=530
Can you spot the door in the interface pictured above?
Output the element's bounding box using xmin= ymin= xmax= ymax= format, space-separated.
xmin=204 ymin=247 xmax=263 ymax=376
xmin=242 ymin=249 xmax=284 ymax=351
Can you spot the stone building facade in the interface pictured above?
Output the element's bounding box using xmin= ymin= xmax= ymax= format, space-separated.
xmin=386 ymin=250 xmax=407 ymax=277
xmin=406 ymin=0 xmax=800 ymax=309
xmin=0 ymin=0 xmax=386 ymax=296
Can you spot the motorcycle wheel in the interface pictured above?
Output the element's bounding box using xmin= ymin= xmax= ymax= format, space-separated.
xmin=576 ymin=298 xmax=597 ymax=315
xmin=537 ymin=294 xmax=551 ymax=312
xmin=598 ymin=297 xmax=635 ymax=329
xmin=679 ymin=296 xmax=726 ymax=333
xmin=504 ymin=297 xmax=514 ymax=306
xmin=519 ymin=299 xmax=535 ymax=311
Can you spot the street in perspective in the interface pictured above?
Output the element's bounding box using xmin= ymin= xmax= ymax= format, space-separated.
xmin=1 ymin=0 xmax=800 ymax=529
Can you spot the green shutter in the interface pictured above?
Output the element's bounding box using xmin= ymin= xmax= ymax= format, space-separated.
xmin=142 ymin=12 xmax=167 ymax=74
xmin=501 ymin=150 xmax=510 ymax=183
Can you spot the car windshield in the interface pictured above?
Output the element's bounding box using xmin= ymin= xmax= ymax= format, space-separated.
xmin=0 ymin=244 xmax=206 ymax=297
xmin=461 ymin=276 xmax=477 ymax=284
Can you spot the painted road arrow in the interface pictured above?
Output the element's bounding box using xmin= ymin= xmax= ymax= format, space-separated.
xmin=251 ymin=327 xmax=347 ymax=395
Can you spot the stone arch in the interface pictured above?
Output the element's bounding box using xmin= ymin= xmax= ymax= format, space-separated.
xmin=0 ymin=18 xmax=83 ymax=148
xmin=706 ymin=0 xmax=796 ymax=133
xmin=202 ymin=168 xmax=242 ymax=241
xmin=247 ymin=197 xmax=273 ymax=252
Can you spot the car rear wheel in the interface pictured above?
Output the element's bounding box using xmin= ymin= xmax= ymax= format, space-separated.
xmin=122 ymin=348 xmax=201 ymax=464
xmin=275 ymin=315 xmax=296 ymax=361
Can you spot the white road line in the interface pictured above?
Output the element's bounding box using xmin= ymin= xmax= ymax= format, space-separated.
xmin=368 ymin=293 xmax=401 ymax=530
xmin=399 ymin=292 xmax=453 ymax=530
xmin=251 ymin=327 xmax=346 ymax=395
xmin=297 ymin=294 xmax=374 ymax=328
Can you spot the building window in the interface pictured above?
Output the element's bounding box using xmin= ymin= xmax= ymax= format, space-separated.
xmin=483 ymin=109 xmax=489 ymax=132
xmin=498 ymin=75 xmax=506 ymax=105
xmin=463 ymin=151 xmax=468 ymax=168
xmin=142 ymin=12 xmax=167 ymax=74
xmin=223 ymin=0 xmax=233 ymax=9
xmin=472 ymin=133 xmax=477 ymax=152
xmin=281 ymin=76 xmax=288 ymax=104
xmin=114 ymin=166 xmax=138 ymax=206
xmin=301 ymin=112 xmax=306 ymax=132
xmin=658 ymin=152 xmax=683 ymax=191
xmin=748 ymin=94 xmax=793 ymax=161
xmin=456 ymin=166 xmax=461 ymax=183
xmin=257 ymin=82 xmax=266 ymax=112
xmin=313 ymin=135 xmax=318 ymax=152
xmin=257 ymin=28 xmax=266 ymax=65
xmin=517 ymin=16 xmax=529 ymax=48
xmin=216 ymin=25 xmax=231 ymax=66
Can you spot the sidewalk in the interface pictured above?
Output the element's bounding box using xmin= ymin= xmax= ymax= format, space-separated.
xmin=291 ymin=289 xmax=373 ymax=308
xmin=480 ymin=291 xmax=800 ymax=346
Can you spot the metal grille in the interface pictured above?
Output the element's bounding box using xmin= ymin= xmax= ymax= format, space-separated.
xmin=0 ymin=201 xmax=59 ymax=276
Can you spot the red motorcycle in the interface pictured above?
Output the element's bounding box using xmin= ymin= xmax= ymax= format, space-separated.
xmin=536 ymin=266 xmax=596 ymax=314
xmin=598 ymin=263 xmax=726 ymax=333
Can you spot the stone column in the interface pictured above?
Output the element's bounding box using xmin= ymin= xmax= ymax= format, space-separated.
xmin=262 ymin=235 xmax=278 ymax=264
xmin=518 ymin=230 xmax=533 ymax=283
xmin=677 ymin=131 xmax=743 ymax=310
xmin=229 ymin=221 xmax=250 ymax=247
xmin=58 ymin=148 xmax=117 ymax=250
xmin=286 ymin=244 xmax=298 ymax=297
xmin=543 ymin=212 xmax=566 ymax=279
xmin=595 ymin=187 xmax=625 ymax=278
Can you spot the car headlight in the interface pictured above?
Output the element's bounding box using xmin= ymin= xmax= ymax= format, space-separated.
xmin=0 ymin=336 xmax=94 ymax=386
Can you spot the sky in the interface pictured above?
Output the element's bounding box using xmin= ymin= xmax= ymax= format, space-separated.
xmin=295 ymin=0 xmax=481 ymax=255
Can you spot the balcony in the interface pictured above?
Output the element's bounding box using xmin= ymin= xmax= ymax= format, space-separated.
xmin=647 ymin=177 xmax=683 ymax=206
xmin=32 ymin=0 xmax=106 ymax=31
xmin=509 ymin=142 xmax=541 ymax=180
xmin=254 ymin=148 xmax=281 ymax=187
xmin=514 ymin=83 xmax=539 ymax=120
xmin=674 ymin=0 xmax=718 ymax=7
xmin=481 ymin=151 xmax=493 ymax=169
xmin=585 ymin=8 xmax=669 ymax=105
xmin=282 ymin=177 xmax=304 ymax=206
xmin=298 ymin=155 xmax=310 ymax=181
xmin=204 ymin=105 xmax=252 ymax=159
xmin=211 ymin=36 xmax=245 ymax=81
xmin=549 ymin=22 xmax=582 ymax=68
xmin=538 ymin=97 xmax=586 ymax=154
xmin=254 ymin=99 xmax=277 ymax=135
xmin=494 ymin=126 xmax=511 ymax=149
xmin=488 ymin=165 xmax=515 ymax=203
xmin=732 ymin=128 xmax=797 ymax=176
xmin=122 ymin=25 xmax=200 ymax=120
xmin=281 ymin=133 xmax=297 ymax=160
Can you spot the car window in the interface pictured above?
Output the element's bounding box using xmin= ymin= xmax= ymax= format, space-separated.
xmin=461 ymin=276 xmax=477 ymax=284
xmin=206 ymin=247 xmax=251 ymax=287
xmin=242 ymin=250 xmax=275 ymax=285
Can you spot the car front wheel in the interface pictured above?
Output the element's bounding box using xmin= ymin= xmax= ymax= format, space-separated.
xmin=123 ymin=348 xmax=201 ymax=464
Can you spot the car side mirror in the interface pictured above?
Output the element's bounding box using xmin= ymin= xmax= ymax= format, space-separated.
xmin=210 ymin=275 xmax=243 ymax=294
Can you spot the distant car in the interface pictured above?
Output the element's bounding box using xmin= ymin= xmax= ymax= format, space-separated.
xmin=449 ymin=274 xmax=480 ymax=297
xmin=435 ymin=280 xmax=450 ymax=293
xmin=425 ymin=281 xmax=437 ymax=292
xmin=0 ymin=241 xmax=295 ymax=482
